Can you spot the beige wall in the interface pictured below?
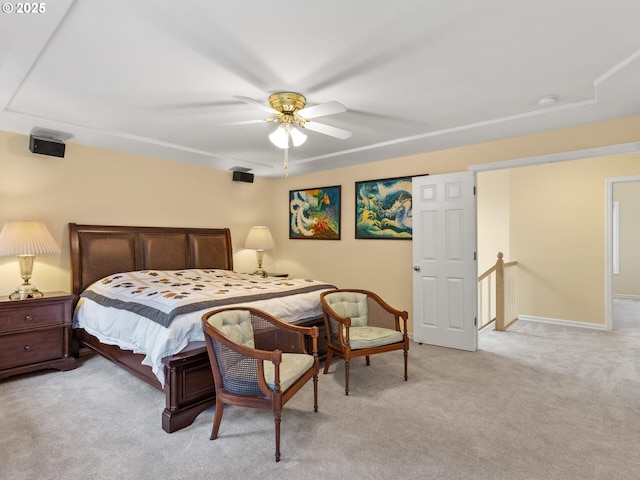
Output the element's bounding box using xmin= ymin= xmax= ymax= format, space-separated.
xmin=0 ymin=131 xmax=277 ymax=294
xmin=272 ymin=115 xmax=640 ymax=330
xmin=477 ymin=169 xmax=511 ymax=274
xmin=613 ymin=180 xmax=640 ymax=298
xmin=509 ymin=154 xmax=640 ymax=325
xmin=2 ymin=114 xmax=640 ymax=332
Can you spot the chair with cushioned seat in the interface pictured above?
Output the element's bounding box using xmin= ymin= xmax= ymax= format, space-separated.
xmin=320 ymin=289 xmax=409 ymax=395
xmin=201 ymin=306 xmax=319 ymax=462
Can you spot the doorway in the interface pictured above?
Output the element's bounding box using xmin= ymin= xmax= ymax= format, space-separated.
xmin=606 ymin=176 xmax=640 ymax=331
xmin=474 ymin=150 xmax=640 ymax=331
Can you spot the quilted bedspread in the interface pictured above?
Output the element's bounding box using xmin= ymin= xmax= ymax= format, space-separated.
xmin=81 ymin=269 xmax=335 ymax=328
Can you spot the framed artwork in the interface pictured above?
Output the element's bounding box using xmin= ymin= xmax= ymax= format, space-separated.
xmin=289 ymin=185 xmax=341 ymax=240
xmin=355 ymin=175 xmax=416 ymax=239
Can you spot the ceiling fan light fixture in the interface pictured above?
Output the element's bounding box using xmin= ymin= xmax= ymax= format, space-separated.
xmin=289 ymin=126 xmax=307 ymax=147
xmin=235 ymin=91 xmax=351 ymax=161
xmin=269 ymin=124 xmax=290 ymax=149
xmin=269 ymin=92 xmax=306 ymax=113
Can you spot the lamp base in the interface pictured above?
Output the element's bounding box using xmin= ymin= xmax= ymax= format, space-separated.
xmin=9 ymin=283 xmax=44 ymax=300
xmin=252 ymin=269 xmax=269 ymax=278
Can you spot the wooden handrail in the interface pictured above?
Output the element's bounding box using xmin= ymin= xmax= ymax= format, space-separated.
xmin=478 ymin=264 xmax=497 ymax=282
xmin=478 ymin=254 xmax=517 ymax=281
xmin=478 ymin=252 xmax=518 ymax=331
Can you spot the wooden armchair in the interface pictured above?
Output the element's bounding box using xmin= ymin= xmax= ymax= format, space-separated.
xmin=201 ymin=306 xmax=319 ymax=462
xmin=320 ymin=289 xmax=409 ymax=395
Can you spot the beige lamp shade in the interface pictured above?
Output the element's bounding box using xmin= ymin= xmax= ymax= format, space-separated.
xmin=0 ymin=220 xmax=61 ymax=256
xmin=0 ymin=220 xmax=61 ymax=299
xmin=244 ymin=226 xmax=275 ymax=251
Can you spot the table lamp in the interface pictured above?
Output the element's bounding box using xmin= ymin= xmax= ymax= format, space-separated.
xmin=0 ymin=220 xmax=61 ymax=299
xmin=244 ymin=226 xmax=275 ymax=277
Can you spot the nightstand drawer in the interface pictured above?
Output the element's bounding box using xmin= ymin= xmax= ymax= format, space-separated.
xmin=0 ymin=329 xmax=63 ymax=370
xmin=0 ymin=302 xmax=68 ymax=333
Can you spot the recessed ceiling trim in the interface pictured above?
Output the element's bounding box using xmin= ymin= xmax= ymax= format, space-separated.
xmin=594 ymin=47 xmax=640 ymax=87
xmin=294 ymin=96 xmax=599 ymax=165
xmin=470 ymin=142 xmax=640 ymax=172
xmin=296 ymin=45 xmax=640 ymax=169
xmin=5 ymin=107 xmax=275 ymax=169
xmin=289 ymin=46 xmax=640 ymax=168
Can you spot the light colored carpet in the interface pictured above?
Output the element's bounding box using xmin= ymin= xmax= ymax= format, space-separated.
xmin=1 ymin=301 xmax=639 ymax=479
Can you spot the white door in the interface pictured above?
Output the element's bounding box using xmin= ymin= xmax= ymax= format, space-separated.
xmin=412 ymin=171 xmax=477 ymax=351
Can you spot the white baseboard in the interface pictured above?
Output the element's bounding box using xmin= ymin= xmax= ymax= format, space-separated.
xmin=613 ymin=294 xmax=640 ymax=300
xmin=517 ymin=315 xmax=608 ymax=331
xmin=478 ymin=323 xmax=495 ymax=337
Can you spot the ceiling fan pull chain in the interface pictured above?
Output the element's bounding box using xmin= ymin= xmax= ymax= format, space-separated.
xmin=284 ymin=148 xmax=289 ymax=178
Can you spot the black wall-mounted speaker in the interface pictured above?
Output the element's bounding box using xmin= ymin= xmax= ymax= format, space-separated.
xmin=29 ymin=135 xmax=66 ymax=158
xmin=232 ymin=171 xmax=254 ymax=183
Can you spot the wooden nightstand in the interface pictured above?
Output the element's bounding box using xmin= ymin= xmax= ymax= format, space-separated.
xmin=0 ymin=291 xmax=76 ymax=380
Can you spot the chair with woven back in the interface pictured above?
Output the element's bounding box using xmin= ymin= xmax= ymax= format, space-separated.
xmin=320 ymin=289 xmax=409 ymax=395
xmin=201 ymin=306 xmax=319 ymax=462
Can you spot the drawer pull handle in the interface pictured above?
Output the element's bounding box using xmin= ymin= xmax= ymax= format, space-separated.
xmin=24 ymin=314 xmax=33 ymax=322
xmin=24 ymin=345 xmax=32 ymax=352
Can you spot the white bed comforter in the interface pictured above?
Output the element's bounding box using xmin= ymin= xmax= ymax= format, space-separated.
xmin=73 ymin=269 xmax=334 ymax=386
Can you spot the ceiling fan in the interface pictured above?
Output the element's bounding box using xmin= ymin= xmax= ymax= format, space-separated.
xmin=233 ymin=92 xmax=352 ymax=149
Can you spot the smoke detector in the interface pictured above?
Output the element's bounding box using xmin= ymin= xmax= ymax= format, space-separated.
xmin=536 ymin=95 xmax=558 ymax=107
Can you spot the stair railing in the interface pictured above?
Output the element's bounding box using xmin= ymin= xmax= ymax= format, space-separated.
xmin=478 ymin=252 xmax=518 ymax=331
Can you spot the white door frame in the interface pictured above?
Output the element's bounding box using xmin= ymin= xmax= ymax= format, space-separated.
xmin=470 ymin=142 xmax=640 ymax=173
xmin=605 ymin=175 xmax=640 ymax=330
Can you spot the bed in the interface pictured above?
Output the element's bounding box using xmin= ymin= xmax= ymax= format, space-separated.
xmin=69 ymin=223 xmax=332 ymax=433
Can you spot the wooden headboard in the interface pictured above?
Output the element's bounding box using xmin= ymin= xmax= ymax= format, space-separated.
xmin=69 ymin=223 xmax=233 ymax=301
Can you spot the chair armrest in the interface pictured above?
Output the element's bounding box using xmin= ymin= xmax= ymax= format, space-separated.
xmin=246 ymin=307 xmax=319 ymax=355
xmin=366 ymin=291 xmax=408 ymax=334
xmin=202 ymin=318 xmax=283 ymax=397
xmin=269 ymin=323 xmax=319 ymax=355
xmin=203 ymin=319 xmax=279 ymax=361
xmin=321 ymin=306 xmax=353 ymax=347
xmin=211 ymin=324 xmax=318 ymax=396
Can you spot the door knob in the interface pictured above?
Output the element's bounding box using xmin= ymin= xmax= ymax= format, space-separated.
xmin=413 ymin=265 xmax=421 ymax=272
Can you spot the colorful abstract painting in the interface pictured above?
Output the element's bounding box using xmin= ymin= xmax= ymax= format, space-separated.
xmin=355 ymin=176 xmax=414 ymax=239
xmin=289 ymin=185 xmax=341 ymax=240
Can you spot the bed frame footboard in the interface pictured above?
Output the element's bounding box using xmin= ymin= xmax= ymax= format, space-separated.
xmin=161 ymin=345 xmax=215 ymax=433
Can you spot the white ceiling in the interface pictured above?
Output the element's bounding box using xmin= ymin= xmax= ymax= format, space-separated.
xmin=1 ymin=0 xmax=639 ymax=178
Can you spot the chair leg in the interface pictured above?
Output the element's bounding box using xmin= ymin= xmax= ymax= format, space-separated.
xmin=365 ymin=355 xmax=370 ymax=366
xmin=323 ymin=350 xmax=333 ymax=374
xmin=404 ymin=347 xmax=408 ymax=381
xmin=274 ymin=409 xmax=282 ymax=462
xmin=313 ymin=372 xmax=318 ymax=412
xmin=344 ymin=360 xmax=350 ymax=396
xmin=210 ymin=398 xmax=224 ymax=440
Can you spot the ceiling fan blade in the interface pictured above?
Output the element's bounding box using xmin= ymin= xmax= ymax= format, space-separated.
xmin=297 ymin=101 xmax=346 ymax=119
xmin=233 ymin=95 xmax=278 ymax=114
xmin=222 ymin=118 xmax=270 ymax=126
xmin=303 ymin=121 xmax=352 ymax=140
